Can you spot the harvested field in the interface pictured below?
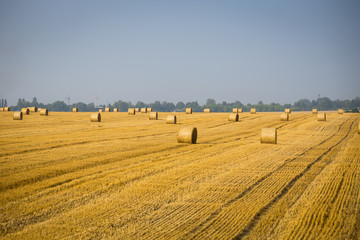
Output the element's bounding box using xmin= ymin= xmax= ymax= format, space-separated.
xmin=0 ymin=111 xmax=359 ymax=239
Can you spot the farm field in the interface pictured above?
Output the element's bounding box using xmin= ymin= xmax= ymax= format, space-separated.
xmin=0 ymin=111 xmax=360 ymax=239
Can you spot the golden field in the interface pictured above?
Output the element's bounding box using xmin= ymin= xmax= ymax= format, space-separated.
xmin=0 ymin=111 xmax=359 ymax=239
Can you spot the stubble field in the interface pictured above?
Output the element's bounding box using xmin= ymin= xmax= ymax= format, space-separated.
xmin=0 ymin=111 xmax=359 ymax=239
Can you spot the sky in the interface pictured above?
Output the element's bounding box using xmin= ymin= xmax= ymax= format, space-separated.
xmin=1 ymin=0 xmax=359 ymax=106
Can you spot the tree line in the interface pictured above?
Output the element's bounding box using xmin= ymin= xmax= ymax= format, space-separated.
xmin=3 ymin=96 xmax=360 ymax=113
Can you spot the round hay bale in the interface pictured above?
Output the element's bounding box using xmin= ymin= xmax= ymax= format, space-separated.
xmin=99 ymin=109 xmax=103 ymax=112
xmin=228 ymin=113 xmax=239 ymax=122
xmin=105 ymin=107 xmax=111 ymax=112
xmin=261 ymin=128 xmax=277 ymax=144
xmin=232 ymin=108 xmax=238 ymax=113
xmin=285 ymin=108 xmax=291 ymax=114
xmin=204 ymin=108 xmax=211 ymax=113
xmin=4 ymin=107 xmax=11 ymax=111
xmin=338 ymin=109 xmax=344 ymax=114
xmin=166 ymin=115 xmax=176 ymax=124
xmin=21 ymin=108 xmax=30 ymax=115
xmin=250 ymin=108 xmax=256 ymax=114
xmin=72 ymin=108 xmax=78 ymax=112
xmin=128 ymin=108 xmax=135 ymax=115
xmin=358 ymin=122 xmax=360 ymax=134
xmin=177 ymin=126 xmax=197 ymax=144
xmin=90 ymin=113 xmax=101 ymax=122
xmin=0 ymin=107 xmax=3 ymax=111
xmin=135 ymin=108 xmax=139 ymax=112
xmin=149 ymin=112 xmax=158 ymax=120
xmin=238 ymin=108 xmax=243 ymax=113
xmin=317 ymin=113 xmax=326 ymax=121
xmin=147 ymin=108 xmax=152 ymax=112
xmin=38 ymin=108 xmax=42 ymax=112
xmin=186 ymin=108 xmax=192 ymax=114
xmin=312 ymin=109 xmax=318 ymax=114
xmin=13 ymin=112 xmax=23 ymax=120
xmin=40 ymin=108 xmax=48 ymax=116
xmin=280 ymin=113 xmax=289 ymax=121
xmin=141 ymin=108 xmax=147 ymax=113
xmin=29 ymin=107 xmax=37 ymax=113
xmin=113 ymin=108 xmax=118 ymax=112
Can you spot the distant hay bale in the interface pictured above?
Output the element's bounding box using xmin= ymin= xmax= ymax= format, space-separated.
xmin=113 ymin=108 xmax=118 ymax=112
xmin=141 ymin=108 xmax=147 ymax=113
xmin=238 ymin=108 xmax=243 ymax=113
xmin=186 ymin=108 xmax=192 ymax=114
xmin=21 ymin=108 xmax=30 ymax=115
xmin=128 ymin=108 xmax=135 ymax=115
xmin=228 ymin=113 xmax=239 ymax=122
xmin=250 ymin=108 xmax=256 ymax=114
xmin=4 ymin=107 xmax=11 ymax=111
xmin=261 ymin=128 xmax=277 ymax=144
xmin=312 ymin=109 xmax=318 ymax=114
xmin=72 ymin=108 xmax=78 ymax=112
xmin=149 ymin=112 xmax=158 ymax=120
xmin=99 ymin=109 xmax=103 ymax=112
xmin=285 ymin=108 xmax=291 ymax=114
xmin=40 ymin=108 xmax=48 ymax=116
xmin=358 ymin=122 xmax=360 ymax=134
xmin=147 ymin=108 xmax=152 ymax=112
xmin=204 ymin=108 xmax=211 ymax=113
xmin=90 ymin=113 xmax=101 ymax=122
xmin=29 ymin=107 xmax=37 ymax=113
xmin=105 ymin=107 xmax=111 ymax=112
xmin=233 ymin=108 xmax=238 ymax=113
xmin=338 ymin=109 xmax=344 ymax=114
xmin=135 ymin=108 xmax=139 ymax=112
xmin=166 ymin=115 xmax=177 ymax=124
xmin=38 ymin=108 xmax=42 ymax=112
xmin=317 ymin=113 xmax=326 ymax=121
xmin=280 ymin=113 xmax=289 ymax=121
xmin=13 ymin=112 xmax=23 ymax=120
xmin=0 ymin=107 xmax=3 ymax=111
xmin=177 ymin=126 xmax=197 ymax=144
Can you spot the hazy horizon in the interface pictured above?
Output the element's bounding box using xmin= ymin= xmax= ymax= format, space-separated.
xmin=1 ymin=1 xmax=359 ymax=106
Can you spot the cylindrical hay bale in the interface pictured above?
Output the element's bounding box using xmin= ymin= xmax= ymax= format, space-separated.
xmin=141 ymin=108 xmax=147 ymax=113
xmin=29 ymin=107 xmax=37 ymax=113
xmin=149 ymin=112 xmax=158 ymax=120
xmin=105 ymin=107 xmax=111 ymax=112
xmin=338 ymin=109 xmax=344 ymax=114
xmin=261 ymin=128 xmax=277 ymax=144
xmin=250 ymin=108 xmax=256 ymax=114
xmin=113 ymin=108 xmax=118 ymax=112
xmin=358 ymin=122 xmax=360 ymax=134
xmin=13 ymin=112 xmax=23 ymax=120
xmin=317 ymin=113 xmax=326 ymax=121
xmin=134 ymin=108 xmax=139 ymax=112
xmin=280 ymin=113 xmax=289 ymax=121
xmin=72 ymin=108 xmax=78 ymax=112
xmin=99 ymin=109 xmax=103 ymax=112
xmin=147 ymin=108 xmax=152 ymax=112
xmin=128 ymin=108 xmax=135 ymax=115
xmin=0 ymin=107 xmax=3 ymax=111
xmin=4 ymin=107 xmax=11 ymax=111
xmin=166 ymin=115 xmax=177 ymax=124
xmin=39 ymin=108 xmax=48 ymax=116
xmin=228 ymin=113 xmax=239 ymax=122
xmin=90 ymin=113 xmax=101 ymax=122
xmin=177 ymin=126 xmax=197 ymax=144
xmin=21 ymin=108 xmax=30 ymax=115
xmin=204 ymin=108 xmax=211 ymax=113
xmin=312 ymin=109 xmax=318 ymax=114
xmin=232 ymin=108 xmax=238 ymax=113
xmin=38 ymin=108 xmax=42 ymax=112
xmin=285 ymin=108 xmax=291 ymax=114
xmin=186 ymin=108 xmax=192 ymax=114
xmin=238 ymin=108 xmax=243 ymax=113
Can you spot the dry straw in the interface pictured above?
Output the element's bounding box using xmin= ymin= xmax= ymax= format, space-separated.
xmin=135 ymin=108 xmax=139 ymax=112
xmin=29 ymin=107 xmax=37 ymax=113
xmin=73 ymin=108 xmax=78 ymax=112
xmin=90 ymin=113 xmax=101 ymax=122
xmin=228 ymin=113 xmax=239 ymax=122
xmin=285 ymin=108 xmax=291 ymax=114
xmin=21 ymin=108 xmax=30 ymax=115
xmin=204 ymin=108 xmax=211 ymax=113
xmin=186 ymin=108 xmax=192 ymax=114
xmin=177 ymin=126 xmax=197 ymax=144
xmin=147 ymin=108 xmax=152 ymax=112
xmin=250 ymin=108 xmax=256 ymax=114
xmin=358 ymin=122 xmax=360 ymax=134
xmin=317 ymin=113 xmax=326 ymax=121
xmin=149 ymin=112 xmax=158 ymax=120
xmin=166 ymin=115 xmax=176 ymax=124
xmin=13 ymin=112 xmax=23 ymax=120
xmin=312 ymin=109 xmax=318 ymax=114
xmin=40 ymin=109 xmax=48 ymax=116
xmin=4 ymin=107 xmax=11 ymax=111
xmin=338 ymin=109 xmax=344 ymax=114
xmin=128 ymin=108 xmax=135 ymax=115
xmin=261 ymin=128 xmax=277 ymax=144
xmin=141 ymin=108 xmax=147 ymax=113
xmin=113 ymin=108 xmax=118 ymax=112
xmin=105 ymin=107 xmax=111 ymax=112
xmin=280 ymin=113 xmax=289 ymax=121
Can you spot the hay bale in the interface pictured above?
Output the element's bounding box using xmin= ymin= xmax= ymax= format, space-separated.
xmin=186 ymin=108 xmax=192 ymax=114
xmin=317 ymin=113 xmax=326 ymax=121
xmin=147 ymin=108 xmax=152 ymax=112
xmin=261 ymin=128 xmax=277 ymax=144
xmin=250 ymin=108 xmax=256 ymax=114
xmin=72 ymin=108 xmax=78 ymax=112
xmin=21 ymin=108 xmax=30 ymax=115
xmin=233 ymin=108 xmax=238 ymax=113
xmin=99 ymin=109 xmax=103 ymax=112
xmin=149 ymin=112 xmax=158 ymax=120
xmin=128 ymin=108 xmax=135 ymax=115
xmin=166 ymin=115 xmax=177 ymax=124
xmin=13 ymin=112 xmax=23 ymax=120
xmin=38 ymin=108 xmax=42 ymax=112
xmin=90 ymin=113 xmax=101 ymax=122
xmin=358 ymin=122 xmax=360 ymax=134
xmin=141 ymin=108 xmax=147 ymax=113
xmin=204 ymin=108 xmax=211 ymax=113
xmin=29 ymin=107 xmax=37 ymax=113
xmin=238 ymin=108 xmax=243 ymax=113
xmin=135 ymin=108 xmax=139 ymax=112
xmin=338 ymin=109 xmax=344 ymax=114
xmin=228 ymin=113 xmax=239 ymax=122
xmin=40 ymin=108 xmax=48 ymax=116
xmin=280 ymin=113 xmax=289 ymax=121
xmin=312 ymin=109 xmax=318 ymax=114
xmin=177 ymin=126 xmax=197 ymax=144
xmin=105 ymin=107 xmax=111 ymax=112
xmin=285 ymin=108 xmax=291 ymax=114
xmin=113 ymin=108 xmax=118 ymax=112
xmin=0 ymin=107 xmax=3 ymax=111
xmin=4 ymin=107 xmax=11 ymax=111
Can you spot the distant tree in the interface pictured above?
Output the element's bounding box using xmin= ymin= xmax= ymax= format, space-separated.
xmin=5 ymin=99 xmax=7 ymax=107
xmin=175 ymin=101 xmax=185 ymax=111
xmin=161 ymin=101 xmax=175 ymax=112
xmin=31 ymin=97 xmax=38 ymax=107
xmin=50 ymin=101 xmax=69 ymax=111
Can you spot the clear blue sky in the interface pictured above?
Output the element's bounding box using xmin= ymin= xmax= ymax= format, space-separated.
xmin=1 ymin=0 xmax=359 ymax=106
